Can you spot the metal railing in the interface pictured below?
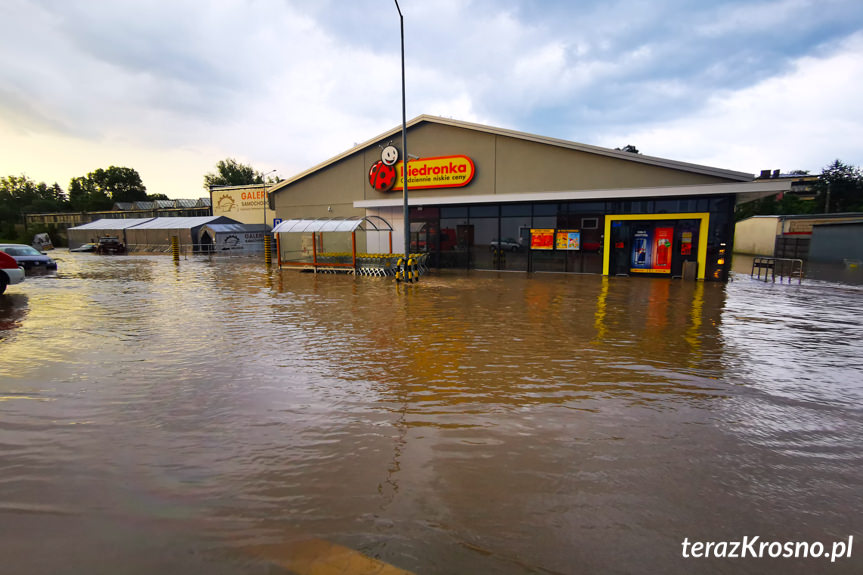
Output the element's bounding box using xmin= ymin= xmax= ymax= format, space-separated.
xmin=751 ymin=257 xmax=804 ymax=284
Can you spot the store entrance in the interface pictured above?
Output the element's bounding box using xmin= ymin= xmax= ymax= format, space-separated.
xmin=609 ymin=219 xmax=700 ymax=278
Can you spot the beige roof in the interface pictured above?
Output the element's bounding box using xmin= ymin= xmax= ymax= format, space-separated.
xmin=270 ymin=115 xmax=752 ymax=195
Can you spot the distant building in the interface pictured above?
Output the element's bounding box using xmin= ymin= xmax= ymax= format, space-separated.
xmin=754 ymin=169 xmax=820 ymax=201
xmin=734 ymin=213 xmax=863 ymax=258
xmin=809 ymin=220 xmax=863 ymax=264
xmin=67 ymin=215 xmax=255 ymax=253
xmin=209 ymin=184 xmax=278 ymax=228
xmin=24 ymin=198 xmax=212 ymax=242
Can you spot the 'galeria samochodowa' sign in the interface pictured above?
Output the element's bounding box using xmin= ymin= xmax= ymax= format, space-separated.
xmin=369 ymin=145 xmax=475 ymax=192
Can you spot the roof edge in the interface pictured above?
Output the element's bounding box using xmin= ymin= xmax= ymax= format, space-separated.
xmin=270 ymin=115 xmax=753 ymax=195
xmin=355 ymin=180 xmax=790 ymax=209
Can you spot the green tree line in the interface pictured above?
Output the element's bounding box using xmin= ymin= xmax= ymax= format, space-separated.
xmin=0 ymin=166 xmax=150 ymax=242
xmin=1 ymin=158 xmax=274 ymax=242
xmin=5 ymin=157 xmax=860 ymax=240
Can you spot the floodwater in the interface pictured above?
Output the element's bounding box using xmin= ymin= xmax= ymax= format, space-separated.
xmin=1 ymin=253 xmax=862 ymax=575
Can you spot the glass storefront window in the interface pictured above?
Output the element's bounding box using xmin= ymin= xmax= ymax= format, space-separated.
xmin=439 ymin=217 xmax=470 ymax=268
xmin=565 ymin=201 xmax=605 ymax=213
xmin=470 ymin=215 xmax=499 ymax=270
xmin=502 ymin=204 xmax=531 ymax=217
xmin=534 ymin=203 xmax=558 ymax=216
xmin=412 ymin=194 xmax=731 ymax=278
xmin=655 ymin=199 xmax=679 ymax=213
xmin=499 ymin=216 xmax=531 ymax=271
xmin=441 ymin=206 xmax=467 ymax=218
xmin=470 ymin=205 xmax=499 ymax=218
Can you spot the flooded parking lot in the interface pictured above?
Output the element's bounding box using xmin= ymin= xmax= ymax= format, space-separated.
xmin=1 ymin=253 xmax=862 ymax=574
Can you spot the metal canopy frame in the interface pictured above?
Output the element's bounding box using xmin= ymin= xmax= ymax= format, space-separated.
xmin=272 ymin=216 xmax=395 ymax=272
xmin=271 ymin=216 xmax=393 ymax=234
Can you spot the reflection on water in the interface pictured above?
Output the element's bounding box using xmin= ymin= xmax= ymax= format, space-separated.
xmin=0 ymin=293 xmax=29 ymax=340
xmin=1 ymin=253 xmax=862 ymax=574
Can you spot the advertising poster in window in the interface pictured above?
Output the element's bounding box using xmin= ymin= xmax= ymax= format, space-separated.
xmin=555 ymin=230 xmax=581 ymax=250
xmin=681 ymin=231 xmax=693 ymax=255
xmin=652 ymin=227 xmax=673 ymax=272
xmin=631 ymin=228 xmax=652 ymax=270
xmin=630 ymin=227 xmax=673 ymax=273
xmin=530 ymin=229 xmax=555 ymax=250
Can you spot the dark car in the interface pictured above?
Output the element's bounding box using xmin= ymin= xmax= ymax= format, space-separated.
xmin=70 ymin=242 xmax=97 ymax=253
xmin=0 ymin=244 xmax=58 ymax=272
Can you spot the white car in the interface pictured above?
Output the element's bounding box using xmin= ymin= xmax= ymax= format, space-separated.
xmin=0 ymin=251 xmax=25 ymax=294
xmin=489 ymin=238 xmax=522 ymax=252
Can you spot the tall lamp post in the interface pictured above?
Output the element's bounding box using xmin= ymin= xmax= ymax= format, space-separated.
xmin=261 ymin=169 xmax=277 ymax=262
xmin=394 ymin=0 xmax=409 ymax=260
xmin=261 ymin=169 xmax=278 ymax=228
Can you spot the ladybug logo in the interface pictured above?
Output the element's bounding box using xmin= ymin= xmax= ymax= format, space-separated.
xmin=369 ymin=144 xmax=399 ymax=192
xmin=381 ymin=145 xmax=398 ymax=166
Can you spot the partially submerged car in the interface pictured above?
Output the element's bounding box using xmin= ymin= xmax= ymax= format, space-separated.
xmin=0 ymin=251 xmax=25 ymax=294
xmin=94 ymin=236 xmax=126 ymax=255
xmin=70 ymin=242 xmax=97 ymax=253
xmin=0 ymin=243 xmax=58 ymax=273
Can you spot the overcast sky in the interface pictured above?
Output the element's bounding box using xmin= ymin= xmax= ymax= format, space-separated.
xmin=2 ymin=0 xmax=862 ymax=198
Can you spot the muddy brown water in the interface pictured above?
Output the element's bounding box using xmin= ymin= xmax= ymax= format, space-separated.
xmin=1 ymin=253 xmax=862 ymax=574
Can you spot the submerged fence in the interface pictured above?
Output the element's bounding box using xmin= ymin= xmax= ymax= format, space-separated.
xmin=124 ymin=243 xmax=266 ymax=257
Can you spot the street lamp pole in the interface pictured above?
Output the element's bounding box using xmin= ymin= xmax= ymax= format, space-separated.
xmin=261 ymin=169 xmax=277 ymax=229
xmin=261 ymin=169 xmax=277 ymax=263
xmin=395 ymin=0 xmax=409 ymax=260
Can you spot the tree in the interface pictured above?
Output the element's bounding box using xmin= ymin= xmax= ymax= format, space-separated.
xmin=204 ymin=158 xmax=272 ymax=188
xmin=810 ymin=159 xmax=863 ymax=213
xmin=735 ymin=161 xmax=863 ymax=220
xmin=68 ymin=176 xmax=111 ymax=211
xmin=1 ymin=175 xmax=68 ymax=224
xmin=68 ymin=166 xmax=147 ymax=210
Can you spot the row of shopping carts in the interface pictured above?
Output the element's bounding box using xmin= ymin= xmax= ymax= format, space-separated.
xmin=311 ymin=252 xmax=429 ymax=277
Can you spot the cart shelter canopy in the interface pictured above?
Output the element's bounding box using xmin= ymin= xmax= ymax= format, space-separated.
xmin=273 ymin=216 xmax=398 ymax=273
xmin=272 ymin=216 xmax=393 ymax=234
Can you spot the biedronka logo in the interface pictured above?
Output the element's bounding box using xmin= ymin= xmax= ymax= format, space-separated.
xmin=216 ymin=194 xmax=237 ymax=212
xmin=368 ymin=145 xmax=400 ymax=192
xmin=369 ymin=145 xmax=475 ymax=193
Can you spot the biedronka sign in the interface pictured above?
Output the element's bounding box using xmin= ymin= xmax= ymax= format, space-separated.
xmin=369 ymin=148 xmax=475 ymax=193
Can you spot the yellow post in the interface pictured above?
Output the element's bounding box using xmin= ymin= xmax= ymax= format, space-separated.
xmin=171 ymin=235 xmax=179 ymax=262
xmin=264 ymin=235 xmax=272 ymax=266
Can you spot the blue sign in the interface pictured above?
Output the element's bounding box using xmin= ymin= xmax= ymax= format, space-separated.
xmin=273 ymin=218 xmax=283 ymax=227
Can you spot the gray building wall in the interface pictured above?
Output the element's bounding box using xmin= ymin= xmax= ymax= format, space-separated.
xmin=809 ymin=222 xmax=863 ymax=263
xmin=272 ymin=119 xmax=743 ymax=223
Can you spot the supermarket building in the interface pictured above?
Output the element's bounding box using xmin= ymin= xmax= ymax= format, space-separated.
xmin=269 ymin=116 xmax=791 ymax=280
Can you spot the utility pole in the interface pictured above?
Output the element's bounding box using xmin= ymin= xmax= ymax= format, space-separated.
xmin=825 ymin=181 xmax=831 ymax=213
xmin=395 ymin=0 xmax=409 ymax=260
